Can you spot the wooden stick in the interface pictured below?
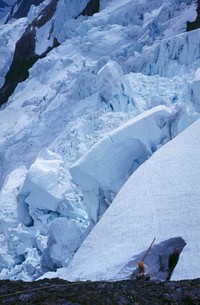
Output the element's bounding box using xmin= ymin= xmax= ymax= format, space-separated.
xmin=142 ymin=237 xmax=156 ymax=262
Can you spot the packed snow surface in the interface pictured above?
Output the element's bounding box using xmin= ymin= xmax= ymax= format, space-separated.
xmin=49 ymin=117 xmax=200 ymax=282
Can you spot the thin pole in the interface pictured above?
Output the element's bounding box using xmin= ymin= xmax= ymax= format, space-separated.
xmin=141 ymin=237 xmax=156 ymax=262
xmin=159 ymin=254 xmax=163 ymax=271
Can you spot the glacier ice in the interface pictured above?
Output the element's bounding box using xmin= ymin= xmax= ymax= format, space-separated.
xmin=188 ymin=67 xmax=200 ymax=112
xmin=97 ymin=60 xmax=138 ymax=113
xmin=69 ymin=105 xmax=177 ymax=223
xmin=0 ymin=166 xmax=27 ymax=233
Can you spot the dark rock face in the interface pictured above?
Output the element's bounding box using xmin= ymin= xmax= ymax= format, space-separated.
xmin=187 ymin=0 xmax=200 ymax=31
xmin=80 ymin=0 xmax=100 ymax=17
xmin=0 ymin=278 xmax=200 ymax=305
xmin=0 ymin=25 xmax=37 ymax=105
xmin=0 ymin=26 xmax=59 ymax=106
xmin=33 ymin=0 xmax=59 ymax=28
xmin=6 ymin=0 xmax=44 ymax=22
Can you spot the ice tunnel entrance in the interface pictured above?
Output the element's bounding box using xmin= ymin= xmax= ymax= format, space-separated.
xmin=117 ymin=237 xmax=186 ymax=281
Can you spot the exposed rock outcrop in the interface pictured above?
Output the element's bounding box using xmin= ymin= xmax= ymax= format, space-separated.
xmin=0 ymin=24 xmax=59 ymax=106
xmin=79 ymin=0 xmax=100 ymax=17
xmin=0 ymin=278 xmax=200 ymax=304
xmin=187 ymin=0 xmax=200 ymax=31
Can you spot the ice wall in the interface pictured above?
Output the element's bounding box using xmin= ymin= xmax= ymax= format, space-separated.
xmin=17 ymin=148 xmax=90 ymax=272
xmin=70 ymin=105 xmax=177 ymax=223
xmin=188 ymin=67 xmax=200 ymax=112
xmin=127 ymin=29 xmax=200 ymax=77
xmin=97 ymin=60 xmax=138 ymax=113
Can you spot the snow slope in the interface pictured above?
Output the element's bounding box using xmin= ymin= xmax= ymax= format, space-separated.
xmin=50 ymin=117 xmax=200 ymax=282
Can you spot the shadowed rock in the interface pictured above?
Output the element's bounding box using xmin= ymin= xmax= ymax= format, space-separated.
xmin=0 ymin=278 xmax=200 ymax=304
xmin=80 ymin=0 xmax=100 ymax=17
xmin=187 ymin=0 xmax=200 ymax=31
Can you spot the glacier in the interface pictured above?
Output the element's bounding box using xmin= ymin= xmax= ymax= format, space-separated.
xmin=0 ymin=0 xmax=199 ymax=281
xmin=51 ymin=116 xmax=200 ymax=282
xmin=69 ymin=105 xmax=177 ymax=223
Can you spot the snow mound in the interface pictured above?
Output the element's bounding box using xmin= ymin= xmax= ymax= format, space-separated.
xmin=51 ymin=118 xmax=200 ymax=282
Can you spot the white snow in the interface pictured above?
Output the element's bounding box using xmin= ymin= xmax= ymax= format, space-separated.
xmin=0 ymin=0 xmax=199 ymax=281
xmin=69 ymin=105 xmax=177 ymax=222
xmin=35 ymin=20 xmax=54 ymax=55
xmin=34 ymin=0 xmax=92 ymax=55
xmin=48 ymin=117 xmax=200 ymax=282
